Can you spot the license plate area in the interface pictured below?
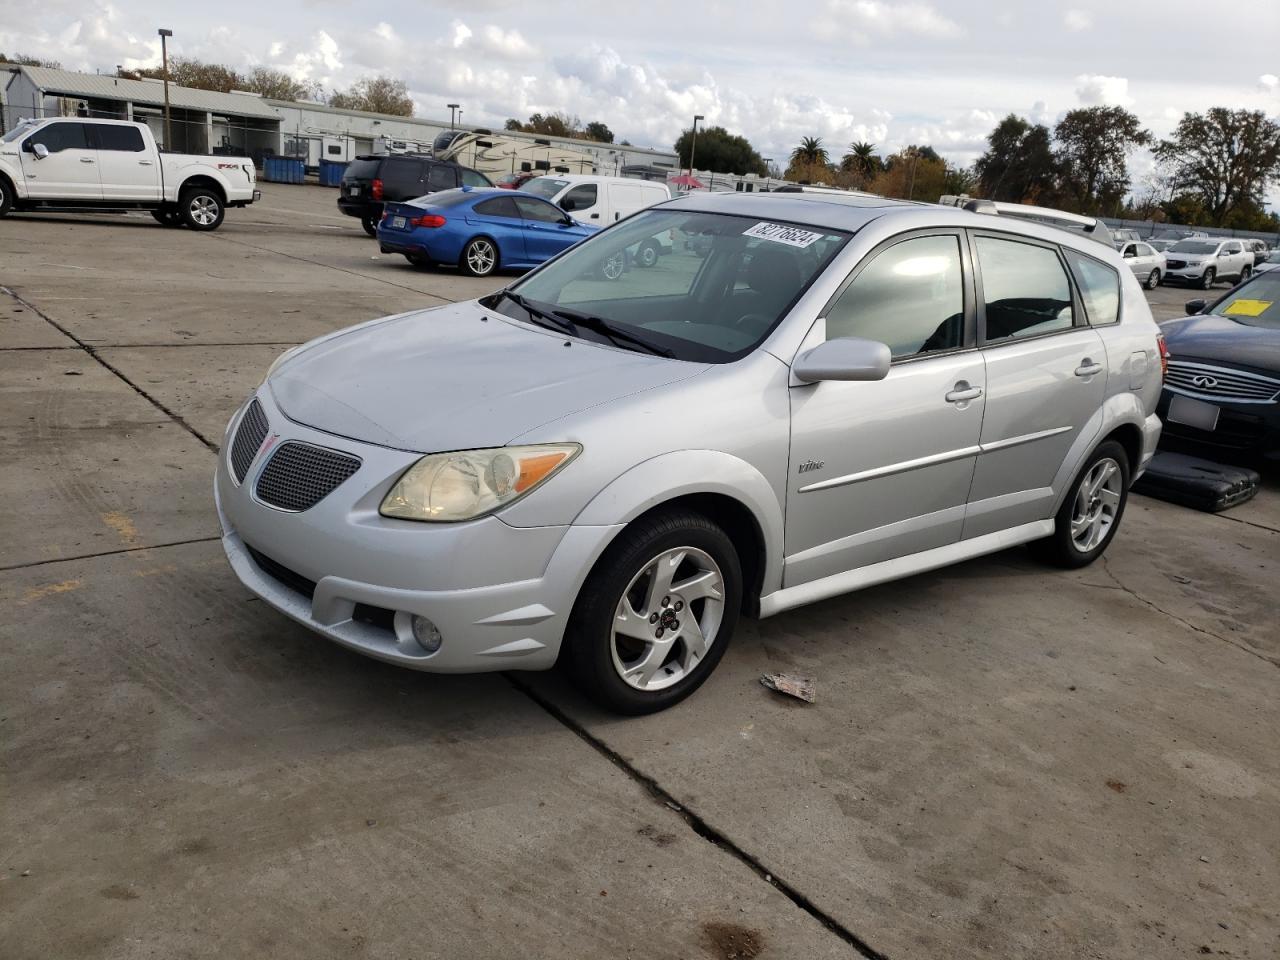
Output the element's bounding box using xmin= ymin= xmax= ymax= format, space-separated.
xmin=1168 ymin=393 xmax=1220 ymax=431
xmin=391 ymin=216 xmax=406 ymax=229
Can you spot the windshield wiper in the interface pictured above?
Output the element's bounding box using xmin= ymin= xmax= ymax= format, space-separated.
xmin=548 ymin=307 xmax=674 ymax=358
xmin=491 ymin=290 xmax=575 ymax=334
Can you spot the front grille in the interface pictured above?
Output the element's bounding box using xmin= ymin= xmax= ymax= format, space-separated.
xmin=229 ymin=399 xmax=269 ymax=483
xmin=255 ymin=442 xmax=361 ymax=512
xmin=1166 ymin=259 xmax=1186 ymax=270
xmin=1166 ymin=361 xmax=1280 ymax=403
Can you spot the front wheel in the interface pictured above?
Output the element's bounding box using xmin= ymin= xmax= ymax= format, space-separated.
xmin=1199 ymin=267 xmax=1216 ymax=290
xmin=564 ymin=510 xmax=742 ymax=715
xmin=1030 ymin=440 xmax=1130 ymax=569
xmin=1239 ymin=266 xmax=1252 ymax=284
xmin=600 ymin=251 xmax=626 ymax=281
xmin=179 ymin=188 xmax=225 ymax=231
xmin=459 ymin=237 xmax=498 ymax=276
xmin=1145 ymin=269 xmax=1160 ymax=290
xmin=0 ymin=177 xmax=12 ymax=218
xmin=637 ymin=240 xmax=660 ymax=268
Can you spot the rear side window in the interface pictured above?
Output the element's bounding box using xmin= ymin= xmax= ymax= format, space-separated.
xmin=92 ymin=124 xmax=145 ymax=152
xmin=343 ymin=158 xmax=380 ymax=181
xmin=427 ymin=165 xmax=457 ymax=190
xmin=976 ymin=236 xmax=1074 ymax=342
xmin=459 ymin=168 xmax=491 ymax=187
xmin=473 ymin=196 xmax=520 ymax=219
xmin=1064 ymin=251 xmax=1120 ymax=327
xmin=26 ymin=122 xmax=87 ymax=153
xmin=825 ymin=234 xmax=965 ymax=359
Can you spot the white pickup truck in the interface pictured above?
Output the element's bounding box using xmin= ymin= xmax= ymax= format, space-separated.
xmin=0 ymin=117 xmax=259 ymax=231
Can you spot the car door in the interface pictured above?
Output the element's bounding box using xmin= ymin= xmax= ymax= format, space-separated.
xmin=1220 ymin=240 xmax=1247 ymax=277
xmin=89 ymin=123 xmax=160 ymax=201
xmin=514 ymin=195 xmax=575 ymax=262
xmin=467 ymin=195 xmax=526 ymax=264
xmin=784 ymin=230 xmax=983 ymax=587
xmin=606 ymin=182 xmax=646 ymax=223
xmin=19 ymin=121 xmax=101 ymax=199
xmin=962 ymin=232 xmax=1107 ymax=539
xmin=1120 ymin=243 xmax=1144 ymax=280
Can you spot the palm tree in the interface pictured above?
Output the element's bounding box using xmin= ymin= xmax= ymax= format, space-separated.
xmin=790 ymin=136 xmax=829 ymax=167
xmin=842 ymin=140 xmax=878 ymax=179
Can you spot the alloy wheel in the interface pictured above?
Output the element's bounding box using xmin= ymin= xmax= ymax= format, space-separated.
xmin=602 ymin=252 xmax=625 ymax=281
xmin=1070 ymin=457 xmax=1122 ymax=553
xmin=189 ymin=195 xmax=219 ymax=226
xmin=1147 ymin=269 xmax=1159 ymax=289
xmin=610 ymin=546 xmax=726 ymax=692
xmin=467 ymin=239 xmax=496 ymax=275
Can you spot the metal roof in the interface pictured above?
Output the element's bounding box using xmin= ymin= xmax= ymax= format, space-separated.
xmin=9 ymin=65 xmax=280 ymax=120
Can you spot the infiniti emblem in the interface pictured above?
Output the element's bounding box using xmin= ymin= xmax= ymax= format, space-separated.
xmin=1191 ymin=375 xmax=1219 ymax=389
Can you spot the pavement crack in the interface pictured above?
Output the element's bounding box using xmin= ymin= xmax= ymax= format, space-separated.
xmin=0 ymin=536 xmax=222 ymax=573
xmin=2 ymin=286 xmax=220 ymax=453
xmin=506 ymin=674 xmax=888 ymax=960
xmin=1100 ymin=556 xmax=1276 ymax=668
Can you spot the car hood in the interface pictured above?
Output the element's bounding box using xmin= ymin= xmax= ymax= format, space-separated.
xmin=268 ymin=302 xmax=707 ymax=451
xmin=1159 ymin=314 xmax=1280 ymax=372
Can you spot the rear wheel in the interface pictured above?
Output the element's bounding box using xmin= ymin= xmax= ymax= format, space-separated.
xmin=637 ymin=240 xmax=660 ymax=268
xmin=1030 ymin=440 xmax=1130 ymax=569
xmin=361 ymin=215 xmax=378 ymax=237
xmin=1145 ymin=269 xmax=1160 ymax=290
xmin=564 ymin=510 xmax=742 ymax=715
xmin=1239 ymin=265 xmax=1252 ymax=283
xmin=179 ymin=187 xmax=225 ymax=231
xmin=459 ymin=237 xmax=498 ymax=277
xmin=600 ymin=251 xmax=626 ymax=281
xmin=1199 ymin=267 xmax=1216 ymax=290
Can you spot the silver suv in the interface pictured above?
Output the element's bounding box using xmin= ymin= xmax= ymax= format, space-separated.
xmin=217 ymin=193 xmax=1164 ymax=714
xmin=1163 ymin=238 xmax=1254 ymax=289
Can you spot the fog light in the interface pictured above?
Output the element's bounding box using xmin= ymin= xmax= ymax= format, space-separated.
xmin=411 ymin=615 xmax=443 ymax=654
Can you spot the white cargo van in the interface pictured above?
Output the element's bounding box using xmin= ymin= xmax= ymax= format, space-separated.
xmin=521 ymin=175 xmax=671 ymax=226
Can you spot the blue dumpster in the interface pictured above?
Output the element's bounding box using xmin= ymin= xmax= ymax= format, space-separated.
xmin=319 ymin=160 xmax=347 ymax=187
xmin=262 ymin=157 xmax=305 ymax=184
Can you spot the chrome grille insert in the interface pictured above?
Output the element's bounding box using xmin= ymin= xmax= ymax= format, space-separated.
xmin=255 ymin=442 xmax=361 ymax=512
xmin=229 ymin=398 xmax=269 ymax=483
xmin=1165 ymin=361 xmax=1280 ymax=404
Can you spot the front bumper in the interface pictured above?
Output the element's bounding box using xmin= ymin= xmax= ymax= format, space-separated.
xmin=215 ymin=388 xmax=621 ymax=672
xmin=1162 ymin=264 xmax=1209 ymax=283
xmin=1156 ymin=389 xmax=1280 ymax=460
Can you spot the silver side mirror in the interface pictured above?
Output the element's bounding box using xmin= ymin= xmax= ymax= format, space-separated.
xmin=32 ymin=142 xmax=49 ymax=160
xmin=792 ymin=335 xmax=892 ymax=383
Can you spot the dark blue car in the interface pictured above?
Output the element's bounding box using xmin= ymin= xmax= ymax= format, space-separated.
xmin=376 ymin=187 xmax=597 ymax=277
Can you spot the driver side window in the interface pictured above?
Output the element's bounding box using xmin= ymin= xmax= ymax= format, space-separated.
xmin=824 ymin=234 xmax=965 ymax=360
xmin=24 ymin=122 xmax=88 ymax=153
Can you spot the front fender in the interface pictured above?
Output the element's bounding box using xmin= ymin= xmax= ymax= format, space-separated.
xmin=0 ymin=155 xmax=25 ymax=195
xmin=573 ymin=449 xmax=786 ymax=596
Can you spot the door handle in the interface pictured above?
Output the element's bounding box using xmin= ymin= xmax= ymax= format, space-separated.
xmin=139 ymin=160 xmax=153 ymax=165
xmin=80 ymin=157 xmax=95 ymax=163
xmin=945 ymin=383 xmax=983 ymax=403
xmin=1075 ymin=360 xmax=1104 ymax=377
xmin=590 ymin=213 xmax=600 ymax=219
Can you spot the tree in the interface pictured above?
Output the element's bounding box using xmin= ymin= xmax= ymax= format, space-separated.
xmin=784 ymin=136 xmax=831 ymax=183
xmin=521 ymin=111 xmax=579 ymax=138
xmin=0 ymin=52 xmax=62 ymax=68
xmin=1155 ymin=108 xmax=1280 ymax=226
xmin=975 ymin=114 xmax=1058 ymax=203
xmin=841 ymin=140 xmax=881 ymax=181
xmin=504 ymin=118 xmax=523 ymax=131
xmin=943 ymin=163 xmax=978 ymax=197
xmin=790 ymin=136 xmax=829 ymax=167
xmin=674 ymin=125 xmax=767 ymax=175
xmin=135 ymin=57 xmax=242 ymax=93
xmin=329 ymin=76 xmax=414 ymax=116
xmin=583 ymin=121 xmax=614 ymax=143
xmin=1053 ymin=106 xmax=1151 ymax=214
xmin=241 ymin=66 xmax=319 ymax=102
xmin=870 ymin=148 xmax=945 ymax=201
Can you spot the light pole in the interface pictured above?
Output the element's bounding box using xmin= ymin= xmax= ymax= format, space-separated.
xmin=158 ymin=28 xmax=173 ymax=150
xmin=447 ymin=103 xmax=459 ymax=129
xmin=688 ymin=114 xmax=704 ymax=178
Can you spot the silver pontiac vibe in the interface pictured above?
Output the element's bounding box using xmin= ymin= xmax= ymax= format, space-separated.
xmin=216 ymin=192 xmax=1163 ymax=714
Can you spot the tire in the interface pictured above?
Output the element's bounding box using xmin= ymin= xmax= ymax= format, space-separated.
xmin=459 ymin=237 xmax=498 ymax=277
xmin=0 ymin=176 xmax=12 ymax=218
xmin=1030 ymin=440 xmax=1130 ymax=569
xmin=637 ymin=240 xmax=660 ymax=268
xmin=563 ymin=509 xmax=743 ymax=715
xmin=178 ymin=187 xmax=225 ymax=231
xmin=151 ymin=208 xmax=183 ymax=227
xmin=600 ymin=251 xmax=626 ymax=281
xmin=361 ymin=215 xmax=378 ymax=238
xmin=1145 ymin=269 xmax=1160 ymax=290
xmin=1199 ymin=267 xmax=1216 ymax=290
xmin=1239 ymin=266 xmax=1251 ymax=284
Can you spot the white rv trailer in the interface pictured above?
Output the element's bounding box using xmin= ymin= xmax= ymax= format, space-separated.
xmin=437 ymin=132 xmax=596 ymax=177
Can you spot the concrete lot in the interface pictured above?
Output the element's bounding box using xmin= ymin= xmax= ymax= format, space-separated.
xmin=2 ymin=185 xmax=1277 ymax=960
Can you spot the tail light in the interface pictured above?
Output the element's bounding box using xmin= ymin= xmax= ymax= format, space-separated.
xmin=409 ymin=214 xmax=447 ymax=228
xmin=1156 ymin=332 xmax=1169 ymax=381
xmin=371 ymin=178 xmax=383 ymax=201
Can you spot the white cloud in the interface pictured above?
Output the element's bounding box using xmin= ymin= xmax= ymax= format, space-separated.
xmin=1063 ymin=9 xmax=1094 ymax=31
xmin=1075 ymin=74 xmax=1132 ymax=107
xmin=818 ymin=0 xmax=963 ymax=43
xmin=1260 ymin=74 xmax=1279 ymax=92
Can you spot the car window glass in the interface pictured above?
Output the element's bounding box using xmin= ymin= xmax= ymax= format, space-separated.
xmin=459 ymin=168 xmax=490 ymax=187
xmin=521 ymin=177 xmax=571 ymax=200
xmin=824 ymin=234 xmax=964 ymax=359
xmin=1064 ymin=251 xmax=1120 ymax=327
xmin=91 ymin=124 xmax=145 ymax=151
xmin=27 ymin=122 xmax=87 ymax=153
xmin=473 ymin=196 xmax=520 ymax=219
xmin=1208 ymin=273 xmax=1280 ymax=329
xmin=1123 ymin=244 xmax=1136 ymax=257
xmin=561 ymin=184 xmax=598 ymax=212
xmin=976 ymin=236 xmax=1074 ymax=341
xmin=427 ymin=165 xmax=456 ymax=190
xmin=1136 ymin=244 xmax=1152 ymax=257
xmin=515 ymin=196 xmax=565 ymax=223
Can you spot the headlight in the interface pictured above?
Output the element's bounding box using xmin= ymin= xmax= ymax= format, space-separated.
xmin=380 ymin=443 xmax=581 ymax=522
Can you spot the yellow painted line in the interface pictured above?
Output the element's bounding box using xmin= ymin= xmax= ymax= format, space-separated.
xmin=101 ymin=511 xmax=140 ymax=546
xmin=19 ymin=579 xmax=82 ymax=604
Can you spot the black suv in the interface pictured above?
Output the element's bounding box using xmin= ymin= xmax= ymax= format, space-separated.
xmin=338 ymin=155 xmax=492 ymax=236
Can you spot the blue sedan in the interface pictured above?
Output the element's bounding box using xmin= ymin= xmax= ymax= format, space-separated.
xmin=376 ymin=187 xmax=597 ymax=277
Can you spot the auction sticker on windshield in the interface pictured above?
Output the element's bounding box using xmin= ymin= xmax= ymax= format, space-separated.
xmin=743 ymin=222 xmax=824 ymax=248
xmin=1223 ymin=299 xmax=1273 ymax=318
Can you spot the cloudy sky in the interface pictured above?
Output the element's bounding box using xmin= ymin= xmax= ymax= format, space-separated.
xmin=3 ymin=0 xmax=1278 ymax=195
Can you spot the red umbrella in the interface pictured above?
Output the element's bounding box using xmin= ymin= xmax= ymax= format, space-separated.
xmin=669 ymin=174 xmax=705 ymax=189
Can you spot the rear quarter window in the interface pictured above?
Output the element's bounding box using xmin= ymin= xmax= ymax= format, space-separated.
xmin=1064 ymin=250 xmax=1121 ymax=326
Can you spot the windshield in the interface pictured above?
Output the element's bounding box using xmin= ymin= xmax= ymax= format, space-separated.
xmin=343 ymin=158 xmax=381 ymax=181
xmin=521 ymin=177 xmax=571 ymax=200
xmin=1 ymin=120 xmax=36 ymax=143
xmin=1209 ymin=273 xmax=1280 ymax=329
xmin=1170 ymin=241 xmax=1219 ymax=254
xmin=497 ymin=209 xmax=850 ymax=362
